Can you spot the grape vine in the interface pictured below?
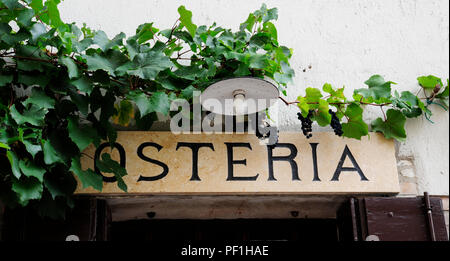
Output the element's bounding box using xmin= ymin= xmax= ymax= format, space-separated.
xmin=0 ymin=1 xmax=448 ymax=219
xmin=282 ymin=77 xmax=448 ymax=140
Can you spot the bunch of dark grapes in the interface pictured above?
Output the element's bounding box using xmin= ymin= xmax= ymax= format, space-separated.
xmin=329 ymin=109 xmax=343 ymax=136
xmin=297 ymin=110 xmax=313 ymax=139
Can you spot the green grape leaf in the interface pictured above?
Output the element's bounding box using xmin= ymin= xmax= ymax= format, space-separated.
xmin=128 ymin=91 xmax=151 ymax=117
xmin=134 ymin=111 xmax=156 ymax=131
xmin=371 ymin=109 xmax=407 ymax=142
xmin=19 ymin=159 xmax=46 ymax=182
xmin=69 ymin=90 xmax=89 ymax=116
xmin=173 ymin=30 xmax=194 ymax=44
xmin=22 ymin=140 xmax=42 ymax=158
xmin=96 ymin=153 xmax=127 ymax=192
xmin=417 ymin=75 xmax=443 ymax=89
xmin=42 ymin=139 xmax=64 ymax=165
xmin=113 ymin=100 xmax=134 ymax=126
xmin=178 ymin=5 xmax=197 ymax=38
xmin=73 ymin=38 xmax=93 ymax=53
xmin=125 ymin=38 xmax=140 ymax=60
xmin=12 ymin=176 xmax=43 ymax=205
xmin=274 ymin=46 xmax=291 ymax=63
xmin=436 ymin=83 xmax=449 ymax=108
xmin=92 ymin=30 xmax=109 ymax=50
xmin=399 ymin=91 xmax=418 ymax=107
xmin=305 ymin=87 xmax=322 ymax=99
xmin=17 ymin=8 xmax=35 ymax=27
xmin=136 ymin=23 xmax=158 ymax=44
xmin=393 ymin=91 xmax=423 ymax=118
xmin=6 ymin=150 xmax=21 ymax=179
xmin=314 ymin=100 xmax=331 ymax=126
xmin=69 ymin=157 xmax=103 ymax=191
xmin=1 ymin=0 xmax=23 ymax=9
xmin=305 ymin=87 xmax=323 ymax=108
xmin=355 ymin=75 xmax=394 ymax=101
xmin=10 ymin=104 xmax=47 ymax=126
xmin=263 ymin=6 xmax=278 ymax=23
xmin=1 ymin=28 xmax=30 ymax=46
xmin=94 ymin=31 xmax=125 ymax=51
xmin=124 ymin=51 xmax=173 ymax=80
xmin=83 ymin=49 xmax=129 ymax=77
xmin=322 ymin=83 xmax=333 ymax=94
xmin=297 ymin=96 xmax=309 ymax=117
xmin=67 ymin=117 xmax=97 ymax=152
xmin=150 ymin=92 xmax=170 ymax=116
xmin=23 ymin=88 xmax=55 ymax=110
xmin=0 ymin=73 xmax=13 ymax=86
xmin=173 ymin=65 xmax=205 ymax=80
xmin=249 ymin=32 xmax=271 ymax=48
xmin=0 ymin=142 xmax=11 ymax=150
xmin=263 ymin=21 xmax=277 ymax=41
xmin=234 ymin=63 xmax=251 ymax=76
xmin=0 ymin=22 xmax=12 ymax=35
xmin=70 ymin=76 xmax=93 ymax=94
xmin=240 ymin=14 xmax=256 ymax=32
xmin=46 ymin=0 xmax=64 ymax=28
xmin=323 ymin=83 xmax=345 ymax=100
xmin=60 ymin=56 xmax=79 ymax=79
xmin=180 ymin=85 xmax=197 ymax=100
xmin=156 ymin=74 xmax=177 ymax=91
xmin=29 ymin=0 xmax=44 ymax=13
xmin=341 ymin=103 xmax=369 ymax=140
xmin=17 ymin=72 xmax=50 ymax=87
xmin=44 ymin=168 xmax=77 ymax=200
xmin=274 ymin=61 xmax=295 ymax=86
xmin=30 ymin=23 xmax=47 ymax=42
xmin=159 ymin=28 xmax=172 ymax=38
xmin=217 ymin=30 xmax=234 ymax=50
xmin=248 ymin=54 xmax=269 ymax=69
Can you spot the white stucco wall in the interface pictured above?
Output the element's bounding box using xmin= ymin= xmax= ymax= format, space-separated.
xmin=58 ymin=0 xmax=449 ymax=195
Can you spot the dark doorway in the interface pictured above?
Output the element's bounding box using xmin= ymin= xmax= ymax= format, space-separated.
xmin=111 ymin=219 xmax=338 ymax=241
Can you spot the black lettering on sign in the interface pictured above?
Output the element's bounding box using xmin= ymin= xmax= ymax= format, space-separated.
xmin=225 ymin=142 xmax=259 ymax=181
xmin=137 ymin=142 xmax=169 ymax=181
xmin=266 ymin=143 xmax=299 ymax=181
xmin=94 ymin=142 xmax=126 ymax=183
xmin=310 ymin=143 xmax=320 ymax=181
xmin=176 ymin=142 xmax=215 ymax=181
xmin=331 ymin=145 xmax=368 ymax=181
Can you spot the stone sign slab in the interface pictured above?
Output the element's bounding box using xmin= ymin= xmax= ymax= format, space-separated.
xmin=75 ymin=132 xmax=400 ymax=194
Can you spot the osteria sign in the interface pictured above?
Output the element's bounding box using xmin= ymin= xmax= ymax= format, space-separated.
xmin=75 ymin=132 xmax=400 ymax=194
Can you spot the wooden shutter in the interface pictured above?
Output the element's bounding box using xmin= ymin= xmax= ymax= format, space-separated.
xmin=337 ymin=196 xmax=448 ymax=241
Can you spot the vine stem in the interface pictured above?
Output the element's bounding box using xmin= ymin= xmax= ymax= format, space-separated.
xmin=427 ymin=84 xmax=441 ymax=102
xmin=177 ymin=49 xmax=192 ymax=58
xmin=8 ymin=84 xmax=14 ymax=108
xmin=110 ymin=78 xmax=127 ymax=86
xmin=166 ymin=18 xmax=180 ymax=43
xmin=278 ymin=96 xmax=392 ymax=107
xmin=0 ymin=54 xmax=56 ymax=64
xmin=0 ymin=54 xmax=86 ymax=68
xmin=337 ymin=106 xmax=349 ymax=121
xmin=380 ymin=106 xmax=387 ymax=121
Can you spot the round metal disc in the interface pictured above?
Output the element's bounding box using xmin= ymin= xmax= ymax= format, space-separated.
xmin=200 ymin=77 xmax=279 ymax=115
